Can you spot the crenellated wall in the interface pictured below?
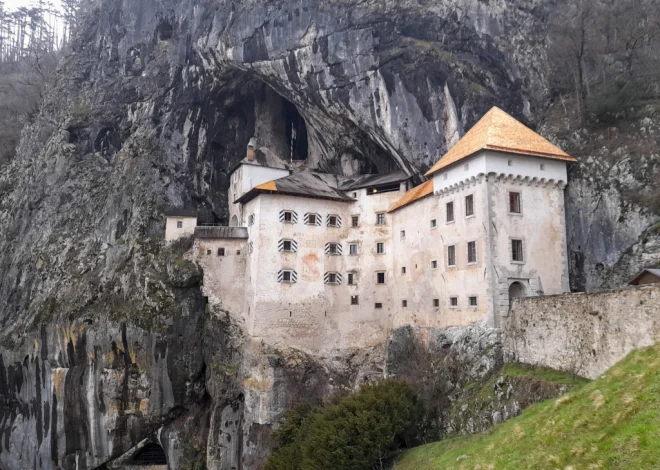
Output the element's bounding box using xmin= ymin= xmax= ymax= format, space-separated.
xmin=504 ymin=285 xmax=660 ymax=379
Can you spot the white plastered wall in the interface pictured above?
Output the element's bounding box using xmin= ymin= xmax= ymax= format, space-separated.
xmin=165 ymin=216 xmax=198 ymax=242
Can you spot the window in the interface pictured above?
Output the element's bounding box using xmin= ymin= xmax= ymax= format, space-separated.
xmin=401 ymin=266 xmax=407 ymax=275
xmin=283 ymin=241 xmax=292 ymax=252
xmin=349 ymin=243 xmax=359 ymax=256
xmin=450 ymin=296 xmax=458 ymax=307
xmin=431 ymin=219 xmax=437 ymax=229
xmin=217 ymin=248 xmax=225 ymax=256
xmin=306 ymin=213 xmax=317 ymax=226
xmin=247 ymin=242 xmax=254 ymax=253
xmin=176 ymin=221 xmax=183 ymax=228
xmin=512 ymin=239 xmax=524 ymax=262
xmin=376 ymin=242 xmax=385 ymax=254
xmin=279 ymin=239 xmax=298 ymax=253
xmin=327 ymin=214 xmax=342 ymax=227
xmin=446 ymin=201 xmax=455 ymax=223
xmin=351 ymin=295 xmax=359 ymax=305
xmin=375 ymin=303 xmax=383 ymax=309
xmin=540 ymin=163 xmax=546 ymax=171
xmin=207 ymin=249 xmax=212 ymax=255
xmin=278 ymin=269 xmax=297 ymax=283
xmin=447 ymin=245 xmax=456 ymax=266
xmin=324 ymin=272 xmax=342 ymax=285
xmin=248 ymin=214 xmax=255 ymax=226
xmin=283 ymin=211 xmax=293 ymax=223
xmin=400 ymin=230 xmax=406 ymax=239
xmin=377 ymin=272 xmax=386 ymax=284
xmin=508 ymin=159 xmax=513 ymax=166
xmin=467 ymin=241 xmax=477 ymax=264
xmin=326 ymin=243 xmax=341 ymax=255
xmin=431 ymin=260 xmax=438 ymax=270
xmin=376 ymin=213 xmax=385 ymax=225
xmin=351 ymin=215 xmax=359 ymax=227
xmin=509 ymin=192 xmax=521 ymax=214
xmin=352 ymin=192 xmax=358 ymax=199
xmin=465 ymin=194 xmax=474 ymax=217
xmin=402 ymin=300 xmax=408 ymax=308
xmin=236 ymin=250 xmax=241 ymax=255
xmin=347 ymin=272 xmax=357 ymax=285
xmin=433 ymin=299 xmax=440 ymax=308
xmin=279 ymin=210 xmax=298 ymax=224
xmin=469 ymin=296 xmax=478 ymax=307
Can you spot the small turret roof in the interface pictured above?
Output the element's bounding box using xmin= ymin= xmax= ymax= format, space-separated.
xmin=425 ymin=107 xmax=576 ymax=177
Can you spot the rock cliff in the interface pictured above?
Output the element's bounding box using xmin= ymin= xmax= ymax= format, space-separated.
xmin=0 ymin=0 xmax=657 ymax=468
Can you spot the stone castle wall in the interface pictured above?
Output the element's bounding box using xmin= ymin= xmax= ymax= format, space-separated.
xmin=504 ymin=284 xmax=660 ymax=379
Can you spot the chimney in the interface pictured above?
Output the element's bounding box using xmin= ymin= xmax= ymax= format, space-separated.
xmin=247 ymin=137 xmax=257 ymax=161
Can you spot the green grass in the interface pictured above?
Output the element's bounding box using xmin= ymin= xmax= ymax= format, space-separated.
xmin=395 ymin=345 xmax=660 ymax=470
xmin=500 ymin=363 xmax=590 ymax=387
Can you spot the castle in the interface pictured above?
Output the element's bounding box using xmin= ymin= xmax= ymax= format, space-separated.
xmin=166 ymin=107 xmax=576 ymax=353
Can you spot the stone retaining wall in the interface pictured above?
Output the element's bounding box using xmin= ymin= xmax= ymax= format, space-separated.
xmin=504 ymin=285 xmax=660 ymax=379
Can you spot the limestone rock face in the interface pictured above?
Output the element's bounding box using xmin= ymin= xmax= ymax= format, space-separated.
xmin=0 ymin=0 xmax=657 ymax=468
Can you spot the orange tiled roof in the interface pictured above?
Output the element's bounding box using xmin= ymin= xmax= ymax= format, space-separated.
xmin=425 ymin=107 xmax=576 ymax=176
xmin=255 ymin=180 xmax=277 ymax=191
xmin=388 ymin=180 xmax=434 ymax=213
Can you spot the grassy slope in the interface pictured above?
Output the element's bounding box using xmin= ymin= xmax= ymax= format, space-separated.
xmin=395 ymin=345 xmax=660 ymax=470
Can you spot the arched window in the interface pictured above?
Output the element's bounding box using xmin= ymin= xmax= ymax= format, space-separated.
xmin=509 ymin=282 xmax=526 ymax=309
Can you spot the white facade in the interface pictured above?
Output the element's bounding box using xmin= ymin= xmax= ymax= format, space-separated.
xmin=227 ymin=163 xmax=290 ymax=226
xmin=167 ymin=150 xmax=571 ymax=353
xmin=165 ymin=215 xmax=198 ymax=242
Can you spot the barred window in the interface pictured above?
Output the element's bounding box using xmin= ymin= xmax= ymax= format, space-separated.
xmin=447 ymin=245 xmax=456 ymax=266
xmin=465 ymin=194 xmax=474 ymax=217
xmin=218 ymin=248 xmax=225 ymax=256
xmin=467 ymin=241 xmax=477 ymax=264
xmin=469 ymin=296 xmax=478 ymax=307
xmin=433 ymin=299 xmax=440 ymax=308
xmin=450 ymin=296 xmax=458 ymax=307
xmin=512 ymin=239 xmax=524 ymax=262
xmin=446 ymin=201 xmax=455 ymax=223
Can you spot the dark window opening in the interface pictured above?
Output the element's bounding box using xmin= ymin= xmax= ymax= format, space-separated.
xmin=351 ymin=296 xmax=359 ymax=305
xmin=510 ymin=192 xmax=522 ymax=214
xmin=283 ymin=100 xmax=309 ymax=161
xmin=402 ymin=300 xmax=408 ymax=308
xmin=433 ymin=299 xmax=440 ymax=308
xmin=368 ymin=183 xmax=400 ymax=195
xmin=352 ymin=215 xmax=360 ymax=227
xmin=132 ymin=443 xmax=167 ymax=466
xmin=377 ymin=272 xmax=386 ymax=284
xmin=450 ymin=296 xmax=458 ymax=307
xmin=375 ymin=302 xmax=383 ymax=309
xmin=447 ymin=202 xmax=455 ymax=222
xmin=218 ymin=248 xmax=225 ymax=256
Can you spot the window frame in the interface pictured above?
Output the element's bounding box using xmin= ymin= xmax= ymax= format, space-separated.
xmin=431 ymin=260 xmax=438 ymax=270
xmin=283 ymin=211 xmax=294 ymax=223
xmin=282 ymin=240 xmax=293 ymax=252
xmin=468 ymin=295 xmax=479 ymax=307
xmin=327 ymin=242 xmax=340 ymax=256
xmin=376 ymin=272 xmax=386 ymax=285
xmin=433 ymin=298 xmax=440 ymax=308
xmin=447 ymin=245 xmax=457 ymax=267
xmin=467 ymin=240 xmax=477 ymax=265
xmin=449 ymin=296 xmax=459 ymax=308
xmin=176 ymin=220 xmax=183 ymax=229
xmin=508 ymin=191 xmax=522 ymax=215
xmin=430 ymin=219 xmax=437 ymax=229
xmin=511 ymin=238 xmax=525 ymax=264
xmin=347 ymin=272 xmax=358 ymax=286
xmin=374 ymin=302 xmax=383 ymax=309
xmin=327 ymin=214 xmax=340 ymax=227
xmin=401 ymin=266 xmax=407 ymax=275
xmin=351 ymin=295 xmax=359 ymax=305
xmin=218 ymin=248 xmax=226 ymax=257
xmin=402 ymin=300 xmax=408 ymax=308
xmin=306 ymin=213 xmax=318 ymax=226
xmin=351 ymin=215 xmax=360 ymax=227
xmin=376 ymin=213 xmax=386 ymax=225
xmin=400 ymin=230 xmax=406 ymax=239
xmin=281 ymin=271 xmax=293 ymax=283
xmin=465 ymin=194 xmax=475 ymax=218
xmin=446 ymin=201 xmax=455 ymax=224
xmin=349 ymin=243 xmax=359 ymax=256
xmin=376 ymin=242 xmax=385 ymax=255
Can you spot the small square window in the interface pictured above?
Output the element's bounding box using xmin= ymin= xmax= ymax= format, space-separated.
xmin=433 ymin=299 xmax=440 ymax=308
xmin=431 ymin=260 xmax=438 ymax=270
xmin=431 ymin=219 xmax=437 ymax=229
xmin=512 ymin=239 xmax=524 ymax=262
xmin=469 ymin=296 xmax=478 ymax=307
xmin=349 ymin=244 xmax=359 ymax=256
xmin=176 ymin=221 xmax=183 ymax=229
xmin=446 ymin=201 xmax=455 ymax=223
xmin=400 ymin=230 xmax=406 ymax=239
xmin=402 ymin=300 xmax=408 ymax=308
xmin=206 ymin=249 xmax=212 ymax=255
xmin=218 ymin=248 xmax=225 ymax=256
xmin=348 ymin=273 xmax=357 ymax=285
xmin=282 ymin=271 xmax=291 ymax=282
xmin=283 ymin=211 xmax=293 ymax=223
xmin=328 ymin=273 xmax=337 ymax=284
xmin=236 ymin=250 xmax=241 ymax=255
xmin=401 ymin=266 xmax=407 ymax=275
xmin=376 ymin=213 xmax=386 ymax=225
xmin=450 ymin=296 xmax=458 ymax=307
xmin=509 ymin=192 xmax=521 ymax=214
xmin=351 ymin=295 xmax=359 ymax=305
xmin=328 ymin=215 xmax=339 ymax=227
xmin=465 ymin=194 xmax=474 ymax=217
xmin=352 ymin=215 xmax=359 ymax=227
xmin=467 ymin=241 xmax=477 ymax=264
xmin=540 ymin=163 xmax=546 ymax=171
xmin=375 ymin=302 xmax=383 ymax=309
xmin=377 ymin=242 xmax=385 ymax=254
xmin=307 ymin=214 xmax=317 ymax=225
xmin=447 ymin=245 xmax=456 ymax=267
xmin=377 ymin=272 xmax=385 ymax=284
xmin=283 ymin=240 xmax=293 ymax=252
xmin=328 ymin=243 xmax=340 ymax=255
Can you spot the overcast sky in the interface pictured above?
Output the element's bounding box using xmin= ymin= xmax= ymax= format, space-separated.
xmin=3 ymin=0 xmax=62 ymax=11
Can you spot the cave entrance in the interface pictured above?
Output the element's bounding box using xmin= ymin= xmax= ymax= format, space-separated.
xmin=131 ymin=443 xmax=167 ymax=466
xmin=508 ymin=281 xmax=526 ymax=309
xmin=283 ymin=99 xmax=308 ymax=161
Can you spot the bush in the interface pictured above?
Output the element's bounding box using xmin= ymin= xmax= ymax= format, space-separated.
xmin=266 ymin=380 xmax=425 ymax=470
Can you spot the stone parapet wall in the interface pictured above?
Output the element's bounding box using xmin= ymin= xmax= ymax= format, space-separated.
xmin=504 ymin=285 xmax=660 ymax=379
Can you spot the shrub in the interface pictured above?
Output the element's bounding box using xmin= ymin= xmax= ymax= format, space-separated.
xmin=266 ymin=380 xmax=425 ymax=470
